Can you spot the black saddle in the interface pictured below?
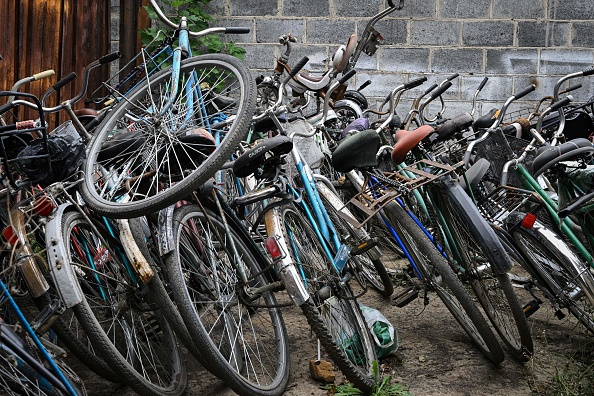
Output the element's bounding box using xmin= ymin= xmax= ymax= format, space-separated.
xmin=532 ymin=138 xmax=594 ymax=178
xmin=331 ymin=129 xmax=380 ymax=173
xmin=233 ymin=135 xmax=293 ymax=178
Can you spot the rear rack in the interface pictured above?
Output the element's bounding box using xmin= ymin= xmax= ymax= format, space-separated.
xmin=340 ymin=159 xmax=462 ymax=228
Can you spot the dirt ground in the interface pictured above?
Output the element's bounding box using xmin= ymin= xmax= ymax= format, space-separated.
xmin=81 ymin=259 xmax=593 ymax=396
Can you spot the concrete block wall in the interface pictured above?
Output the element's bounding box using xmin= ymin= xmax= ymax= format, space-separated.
xmin=209 ymin=0 xmax=594 ymax=118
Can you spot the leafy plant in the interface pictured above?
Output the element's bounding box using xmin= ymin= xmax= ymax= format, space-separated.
xmin=322 ymin=361 xmax=413 ymax=396
xmin=141 ymin=0 xmax=245 ymax=59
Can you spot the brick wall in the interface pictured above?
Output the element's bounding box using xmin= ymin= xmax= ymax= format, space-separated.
xmin=208 ymin=0 xmax=594 ymax=117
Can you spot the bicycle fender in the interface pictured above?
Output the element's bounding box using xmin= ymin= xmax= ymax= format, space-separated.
xmin=441 ymin=178 xmax=513 ymax=274
xmin=157 ymin=204 xmax=176 ymax=256
xmin=45 ymin=203 xmax=84 ymax=308
xmin=264 ymin=208 xmax=310 ymax=306
xmin=116 ymin=218 xmax=154 ymax=284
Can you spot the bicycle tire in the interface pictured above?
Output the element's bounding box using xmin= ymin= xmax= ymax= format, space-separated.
xmin=437 ymin=180 xmax=533 ymax=361
xmin=317 ymin=183 xmax=393 ymax=296
xmin=126 ymin=216 xmax=214 ymax=367
xmin=59 ymin=211 xmax=187 ymax=396
xmin=275 ymin=205 xmax=376 ymax=393
xmin=80 ymin=54 xmax=256 ymax=218
xmin=510 ymin=217 xmax=594 ymax=334
xmin=164 ymin=204 xmax=290 ymax=396
xmin=32 ymin=293 xmax=119 ymax=384
xmin=382 ymin=201 xmax=505 ymax=364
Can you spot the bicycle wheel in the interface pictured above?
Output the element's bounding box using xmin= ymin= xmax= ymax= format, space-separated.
xmin=32 ymin=293 xmax=119 ymax=384
xmin=164 ymin=204 xmax=290 ymax=396
xmin=436 ymin=180 xmax=533 ymax=362
xmin=317 ymin=183 xmax=393 ymax=296
xmin=59 ymin=211 xmax=187 ymax=396
xmin=511 ymin=218 xmax=594 ymax=334
xmin=276 ymin=205 xmax=377 ymax=393
xmin=80 ymin=54 xmax=256 ymax=218
xmin=382 ymin=201 xmax=505 ymax=364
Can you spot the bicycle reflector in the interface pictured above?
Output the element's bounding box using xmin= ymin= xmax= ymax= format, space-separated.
xmin=265 ymin=237 xmax=283 ymax=260
xmin=33 ymin=196 xmax=56 ymax=217
xmin=521 ymin=213 xmax=537 ymax=229
xmin=2 ymin=226 xmax=18 ymax=245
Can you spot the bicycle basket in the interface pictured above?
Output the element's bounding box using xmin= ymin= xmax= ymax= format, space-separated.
xmin=478 ymin=185 xmax=542 ymax=226
xmin=288 ymin=119 xmax=326 ymax=169
xmin=472 ymin=129 xmax=535 ymax=189
xmin=17 ymin=121 xmax=86 ymax=187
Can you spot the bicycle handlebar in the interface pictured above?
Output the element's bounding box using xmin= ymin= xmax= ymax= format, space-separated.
xmin=225 ymin=27 xmax=250 ymax=34
xmin=339 ymin=69 xmax=356 ymax=85
xmin=549 ymin=96 xmax=572 ymax=113
xmin=32 ymin=70 xmax=55 ymax=81
xmin=52 ymin=72 xmax=77 ymax=92
xmin=430 ymin=81 xmax=452 ymax=100
xmin=477 ymin=77 xmax=488 ymax=91
xmin=288 ymin=56 xmax=309 ymax=79
xmin=513 ymin=84 xmax=535 ymax=100
xmin=148 ymin=0 xmax=250 ymax=37
xmin=404 ymin=76 xmax=427 ymax=90
xmin=388 ymin=0 xmax=405 ymax=9
xmin=99 ymin=52 xmax=120 ymax=65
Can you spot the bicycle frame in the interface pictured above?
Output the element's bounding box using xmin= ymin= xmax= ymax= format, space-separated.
xmin=508 ymin=160 xmax=594 ymax=269
xmin=0 ymin=279 xmax=78 ymax=395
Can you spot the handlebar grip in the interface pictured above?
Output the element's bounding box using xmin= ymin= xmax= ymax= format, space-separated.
xmin=423 ymin=83 xmax=438 ymax=95
xmin=478 ymin=77 xmax=488 ymax=91
xmin=0 ymin=102 xmax=15 ymax=116
xmin=288 ymin=56 xmax=309 ymax=78
xmin=339 ymin=69 xmax=356 ymax=85
xmin=53 ymin=72 xmax=77 ymax=91
xmin=32 ymin=69 xmax=55 ymax=81
xmin=358 ymin=80 xmax=372 ymax=91
xmin=430 ymin=81 xmax=452 ymax=100
xmin=513 ymin=84 xmax=536 ymax=100
xmin=99 ymin=51 xmax=121 ymax=65
xmin=582 ymin=68 xmax=594 ymax=77
xmin=404 ymin=76 xmax=427 ymax=90
xmin=446 ymin=73 xmax=459 ymax=82
xmin=559 ymin=83 xmax=582 ymax=95
xmin=549 ymin=96 xmax=572 ymax=112
xmin=225 ymin=27 xmax=250 ymax=34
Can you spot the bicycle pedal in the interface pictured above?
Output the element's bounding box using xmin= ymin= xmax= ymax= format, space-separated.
xmin=350 ymin=238 xmax=378 ymax=256
xmin=522 ymin=299 xmax=541 ymax=318
xmin=391 ymin=287 xmax=418 ymax=308
xmin=31 ymin=299 xmax=65 ymax=334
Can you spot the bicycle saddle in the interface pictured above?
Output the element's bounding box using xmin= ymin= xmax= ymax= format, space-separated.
xmin=391 ymin=125 xmax=434 ymax=165
xmin=97 ymin=130 xmax=146 ymax=165
xmin=233 ymin=135 xmax=293 ymax=178
xmin=156 ymin=128 xmax=216 ymax=174
xmin=532 ymin=138 xmax=594 ymax=178
xmin=331 ymin=129 xmax=380 ymax=173
xmin=473 ymin=108 xmax=499 ymax=130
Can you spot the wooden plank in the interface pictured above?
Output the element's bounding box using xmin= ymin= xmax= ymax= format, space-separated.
xmin=0 ymin=1 xmax=19 ymax=91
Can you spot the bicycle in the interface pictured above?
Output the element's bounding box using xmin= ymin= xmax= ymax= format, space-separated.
xmin=330 ymin=81 xmax=509 ymax=365
xmin=228 ymin=61 xmax=379 ymax=392
xmin=464 ymin=72 xmax=594 ymax=333
xmin=4 ymin=66 xmax=190 ymax=394
xmin=0 ymin=93 xmax=86 ymax=396
xmin=78 ymin=0 xmax=257 ymax=219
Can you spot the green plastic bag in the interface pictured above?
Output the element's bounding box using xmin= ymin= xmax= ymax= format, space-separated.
xmin=359 ymin=304 xmax=398 ymax=358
